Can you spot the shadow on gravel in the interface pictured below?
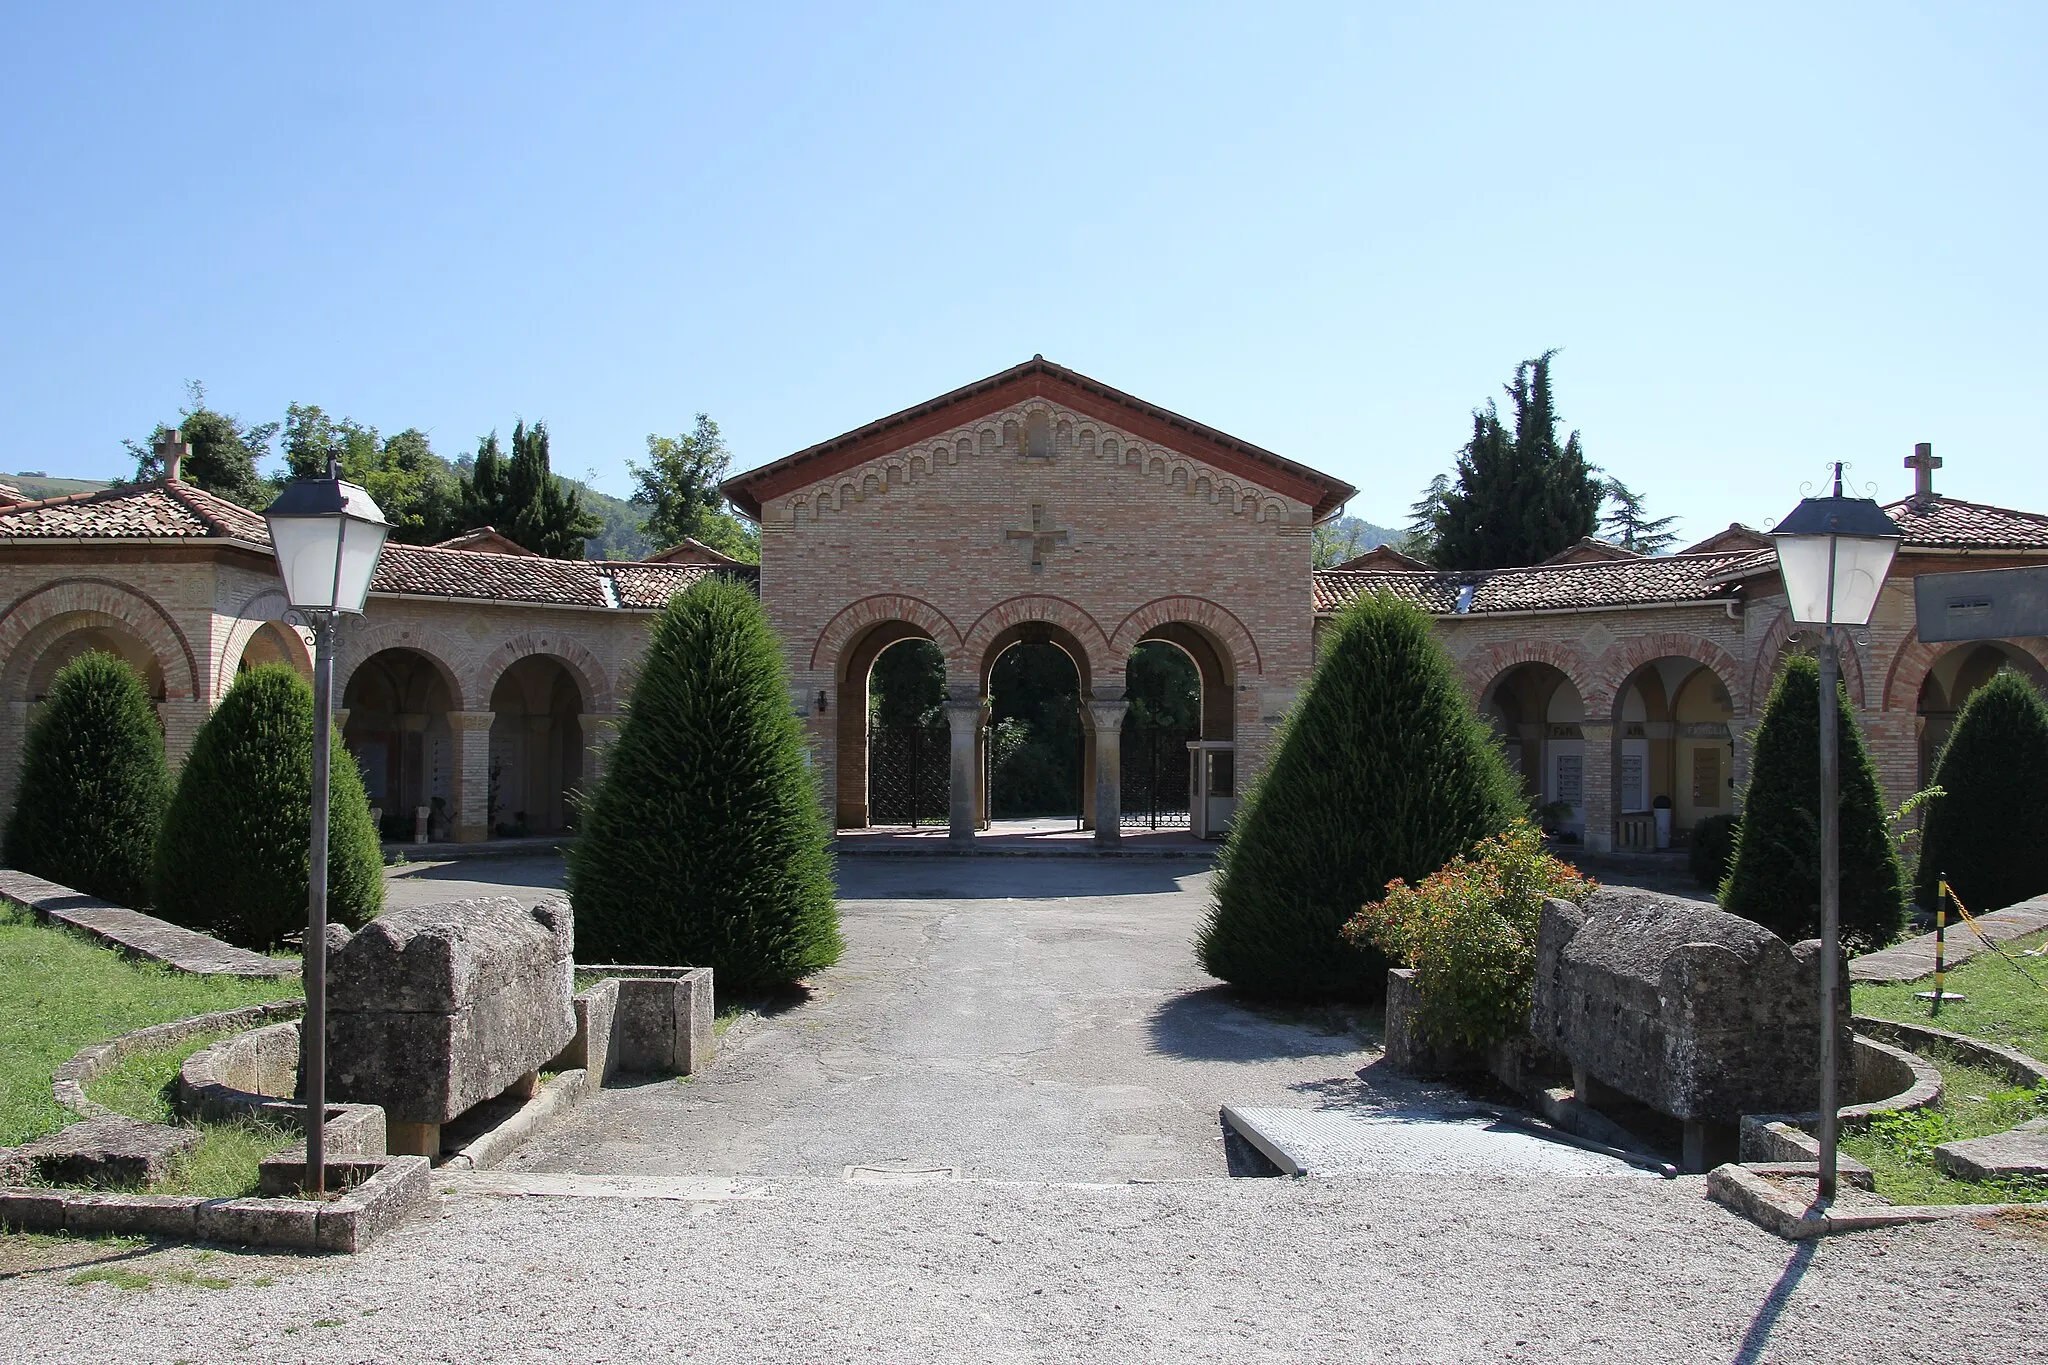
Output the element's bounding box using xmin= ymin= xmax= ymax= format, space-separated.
xmin=388 ymin=856 xmax=567 ymax=889
xmin=1146 ymin=987 xmax=1378 ymax=1061
xmin=1733 ymin=1240 xmax=1818 ymax=1364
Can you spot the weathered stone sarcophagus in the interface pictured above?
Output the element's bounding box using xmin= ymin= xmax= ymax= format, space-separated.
xmin=1532 ymin=887 xmax=1847 ymax=1170
xmin=317 ymin=896 xmax=576 ymax=1156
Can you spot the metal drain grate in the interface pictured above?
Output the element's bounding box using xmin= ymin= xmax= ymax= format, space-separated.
xmin=844 ymin=1163 xmax=959 ymax=1183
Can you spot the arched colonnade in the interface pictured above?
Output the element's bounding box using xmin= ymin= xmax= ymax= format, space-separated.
xmin=822 ymin=593 xmax=1258 ymax=844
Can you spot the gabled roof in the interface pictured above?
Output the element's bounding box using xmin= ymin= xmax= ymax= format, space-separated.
xmin=1678 ymin=523 xmax=1772 ymax=555
xmin=1886 ymin=495 xmax=2048 ymax=551
xmin=0 ymin=478 xmax=752 ymax=610
xmin=641 ymin=537 xmax=747 ymax=568
xmin=431 ymin=526 xmax=537 ymax=556
xmin=1333 ymin=544 xmax=1429 ymax=571
xmin=722 ymin=356 xmax=1358 ymax=522
xmin=0 ymin=482 xmax=27 ymax=508
xmin=1535 ymin=537 xmax=1642 ymax=567
xmin=1313 ymin=551 xmax=1755 ymax=617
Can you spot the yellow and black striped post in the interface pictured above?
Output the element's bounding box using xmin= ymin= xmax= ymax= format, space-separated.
xmin=1932 ymin=876 xmax=1949 ymax=1017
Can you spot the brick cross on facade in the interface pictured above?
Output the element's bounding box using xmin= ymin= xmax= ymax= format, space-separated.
xmin=1906 ymin=441 xmax=1943 ymax=500
xmin=1005 ymin=503 xmax=1070 ymax=574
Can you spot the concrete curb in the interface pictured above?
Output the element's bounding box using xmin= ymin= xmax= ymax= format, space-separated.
xmin=440 ymin=1070 xmax=589 ymax=1172
xmin=51 ymin=1000 xmax=305 ymax=1120
xmin=1851 ymin=1014 xmax=2048 ymax=1088
xmin=0 ymin=869 xmax=298 ymax=978
xmin=1707 ymin=1161 xmax=2048 ymax=1240
xmin=0 ymin=1155 xmax=432 ymax=1253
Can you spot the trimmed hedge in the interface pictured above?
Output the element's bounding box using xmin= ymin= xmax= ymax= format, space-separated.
xmin=1197 ymin=592 xmax=1524 ymax=1001
xmin=1720 ymin=654 xmax=1904 ymax=949
xmin=2 ymin=651 xmax=169 ymax=907
xmin=1916 ymin=670 xmax=2048 ymax=915
xmin=154 ymin=664 xmax=383 ymax=950
xmin=1689 ymin=812 xmax=1740 ymax=891
xmin=568 ymin=577 xmax=841 ymax=990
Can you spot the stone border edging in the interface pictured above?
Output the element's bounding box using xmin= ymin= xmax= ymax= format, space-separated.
xmin=1707 ymin=1161 xmax=2048 ymax=1240
xmin=440 ymin=1069 xmax=589 ymax=1172
xmin=1850 ymin=1014 xmax=2048 ymax=1089
xmin=52 ymin=1000 xmax=304 ymax=1120
xmin=0 ymin=869 xmax=298 ymax=978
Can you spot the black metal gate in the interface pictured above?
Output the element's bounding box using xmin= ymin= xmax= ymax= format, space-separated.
xmin=869 ymin=724 xmax=950 ymax=827
xmin=1120 ymin=726 xmax=1194 ymax=829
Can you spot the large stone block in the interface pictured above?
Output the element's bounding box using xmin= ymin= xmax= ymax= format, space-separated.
xmin=1531 ymin=888 xmax=1848 ymax=1125
xmin=17 ymin=1116 xmax=201 ymax=1187
xmin=317 ymin=896 xmax=576 ymax=1126
xmin=613 ymin=970 xmax=715 ymax=1075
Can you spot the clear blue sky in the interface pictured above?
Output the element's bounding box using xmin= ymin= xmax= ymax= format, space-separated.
xmin=3 ymin=4 xmax=2042 ymax=540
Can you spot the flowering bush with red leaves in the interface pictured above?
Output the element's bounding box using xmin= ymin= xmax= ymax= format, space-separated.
xmin=1344 ymin=822 xmax=1594 ymax=1050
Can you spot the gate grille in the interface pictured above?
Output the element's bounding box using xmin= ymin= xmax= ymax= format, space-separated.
xmin=868 ymin=724 xmax=950 ymax=827
xmin=1121 ymin=727 xmax=1194 ymax=829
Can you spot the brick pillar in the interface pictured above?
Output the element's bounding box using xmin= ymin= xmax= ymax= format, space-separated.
xmin=449 ymin=710 xmax=494 ymax=842
xmin=1581 ymin=722 xmax=1616 ymax=853
xmin=1089 ymin=697 xmax=1129 ymax=848
xmin=579 ymin=712 xmax=615 ymax=789
xmin=945 ymin=691 xmax=980 ymax=844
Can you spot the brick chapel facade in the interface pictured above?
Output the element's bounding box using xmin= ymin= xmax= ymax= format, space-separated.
xmin=0 ymin=358 xmax=2042 ymax=856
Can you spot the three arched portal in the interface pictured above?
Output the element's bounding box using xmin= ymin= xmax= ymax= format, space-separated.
xmin=832 ymin=600 xmax=1243 ymax=841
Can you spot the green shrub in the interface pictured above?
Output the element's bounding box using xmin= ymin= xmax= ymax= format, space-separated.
xmin=1346 ymin=822 xmax=1595 ymax=1048
xmin=154 ymin=665 xmax=383 ymax=950
xmin=1688 ymin=812 xmax=1740 ymax=890
xmin=1197 ymin=593 xmax=1524 ymax=1000
xmin=1721 ymin=654 xmax=1904 ymax=950
xmin=3 ymin=652 xmax=169 ymax=907
xmin=1915 ymin=670 xmax=2048 ymax=915
xmin=568 ymin=577 xmax=841 ymax=989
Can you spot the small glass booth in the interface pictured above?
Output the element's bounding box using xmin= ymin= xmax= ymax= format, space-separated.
xmin=1187 ymin=740 xmax=1237 ymax=840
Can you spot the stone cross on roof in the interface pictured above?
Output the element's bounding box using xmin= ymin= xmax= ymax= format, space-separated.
xmin=1906 ymin=441 xmax=1942 ymax=500
xmin=154 ymin=429 xmax=191 ymax=483
xmin=1006 ymin=503 xmax=1070 ymax=574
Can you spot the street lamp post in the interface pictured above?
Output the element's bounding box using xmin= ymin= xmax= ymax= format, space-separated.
xmin=263 ymin=458 xmax=390 ymax=1197
xmin=1768 ymin=462 xmax=1901 ymax=1201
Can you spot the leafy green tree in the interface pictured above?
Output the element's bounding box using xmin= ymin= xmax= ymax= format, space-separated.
xmin=3 ymin=652 xmax=169 ymax=907
xmin=568 ymin=578 xmax=840 ymax=988
xmin=1599 ymin=477 xmax=1679 ymax=554
xmin=1397 ymin=474 xmax=1451 ymax=561
xmin=1433 ymin=352 xmax=1603 ymax=570
xmin=869 ymin=638 xmax=945 ymax=728
xmin=154 ymin=665 xmax=383 ymax=950
xmin=1915 ymin=670 xmax=2048 ymax=915
xmin=282 ymin=404 xmax=463 ymax=544
xmin=1721 ymin=654 xmax=1904 ymax=949
xmin=460 ymin=421 xmax=605 ymax=558
xmin=1197 ymin=593 xmax=1525 ymax=1000
xmin=987 ymin=640 xmax=1084 ymax=816
xmin=1311 ymin=516 xmax=1397 ymax=568
xmin=125 ymin=382 xmax=279 ymax=507
xmin=627 ymin=414 xmax=760 ymax=562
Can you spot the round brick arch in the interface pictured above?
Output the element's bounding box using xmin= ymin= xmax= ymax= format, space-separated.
xmin=0 ymin=577 xmax=200 ymax=701
xmin=1750 ymin=604 xmax=1870 ymax=710
xmin=474 ymin=631 xmax=613 ymax=713
xmin=1110 ymin=595 xmax=1263 ymax=677
xmin=1596 ymin=631 xmax=1749 ymax=719
xmin=809 ymin=593 xmax=965 ymax=674
xmin=963 ymin=595 xmax=1114 ymax=688
xmin=1882 ymin=626 xmax=2048 ymax=714
xmin=1462 ymin=639 xmax=1603 ymax=713
xmin=334 ymin=622 xmax=470 ymax=711
xmin=215 ymin=587 xmax=313 ymax=700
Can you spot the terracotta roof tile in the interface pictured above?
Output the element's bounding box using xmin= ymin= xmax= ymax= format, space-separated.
xmin=1886 ymin=496 xmax=2048 ymax=550
xmin=1313 ymin=552 xmax=1756 ymax=616
xmin=0 ymin=480 xmax=268 ymax=541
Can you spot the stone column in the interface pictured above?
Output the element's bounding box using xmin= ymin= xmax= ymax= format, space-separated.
xmin=945 ymin=690 xmax=981 ymax=845
xmin=1581 ymin=721 xmax=1616 ymax=853
xmin=579 ymin=712 xmax=615 ymax=788
xmin=1089 ymin=696 xmax=1129 ymax=848
xmin=448 ymin=710 xmax=495 ymax=843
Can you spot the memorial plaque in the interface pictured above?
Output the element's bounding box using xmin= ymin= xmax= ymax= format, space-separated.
xmin=1913 ymin=565 xmax=2048 ymax=644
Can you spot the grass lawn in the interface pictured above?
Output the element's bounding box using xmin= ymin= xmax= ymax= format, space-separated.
xmin=1854 ymin=927 xmax=2048 ymax=1064
xmin=81 ymin=1031 xmax=293 ymax=1198
xmin=1847 ymin=927 xmax=2048 ymax=1205
xmin=0 ymin=900 xmax=298 ymax=1149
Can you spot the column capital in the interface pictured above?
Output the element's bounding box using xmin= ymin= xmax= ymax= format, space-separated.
xmin=448 ymin=709 xmax=495 ymax=731
xmin=1086 ymin=699 xmax=1130 ymax=732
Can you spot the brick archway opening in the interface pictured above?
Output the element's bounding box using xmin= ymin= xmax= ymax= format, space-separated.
xmin=979 ymin=622 xmax=1091 ymax=829
xmin=836 ymin=619 xmax=943 ymax=829
xmin=342 ymin=647 xmax=461 ymax=841
xmin=1482 ymin=662 xmax=1589 ymax=841
xmin=1914 ymin=640 xmax=2048 ymax=787
xmin=1609 ymin=655 xmax=1739 ymax=847
xmin=488 ymin=654 xmax=588 ymax=838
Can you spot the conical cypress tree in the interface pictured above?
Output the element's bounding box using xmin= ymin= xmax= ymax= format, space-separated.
xmin=1721 ymin=654 xmax=1904 ymax=949
xmin=569 ymin=576 xmax=841 ymax=989
xmin=3 ymin=651 xmax=169 ymax=906
xmin=154 ymin=664 xmax=383 ymax=950
xmin=1916 ymin=670 xmax=2048 ymax=915
xmin=1197 ymin=593 xmax=1525 ymax=1000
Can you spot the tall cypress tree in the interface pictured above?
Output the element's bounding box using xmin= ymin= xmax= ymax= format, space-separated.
xmin=458 ymin=421 xmax=602 ymax=558
xmin=568 ymin=577 xmax=841 ymax=989
xmin=1915 ymin=670 xmax=2048 ymax=915
xmin=1196 ymin=593 xmax=1525 ymax=1000
xmin=1721 ymin=654 xmax=1904 ymax=949
xmin=1433 ymin=352 xmax=1602 ymax=570
xmin=3 ymin=652 xmax=169 ymax=907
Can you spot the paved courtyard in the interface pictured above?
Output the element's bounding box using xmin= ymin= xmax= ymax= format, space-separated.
xmin=6 ymin=853 xmax=2044 ymax=1362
